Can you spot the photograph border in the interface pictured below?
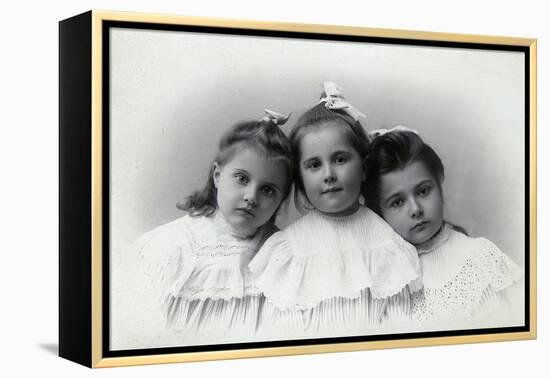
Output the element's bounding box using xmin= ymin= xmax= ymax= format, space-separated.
xmin=60 ymin=9 xmax=537 ymax=368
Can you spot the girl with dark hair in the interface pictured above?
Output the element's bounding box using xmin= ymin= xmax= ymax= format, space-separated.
xmin=250 ymin=83 xmax=421 ymax=339
xmin=365 ymin=128 xmax=522 ymax=330
xmin=132 ymin=110 xmax=294 ymax=346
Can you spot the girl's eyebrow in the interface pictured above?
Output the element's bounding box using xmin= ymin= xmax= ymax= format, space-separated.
xmin=415 ymin=179 xmax=435 ymax=188
xmin=232 ymin=168 xmax=250 ymax=175
xmin=331 ymin=150 xmax=353 ymax=156
xmin=382 ymin=178 xmax=435 ymax=205
xmin=302 ymin=150 xmax=352 ymax=163
xmin=265 ymin=181 xmax=281 ymax=191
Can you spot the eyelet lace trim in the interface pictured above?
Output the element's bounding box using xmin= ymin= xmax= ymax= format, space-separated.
xmin=411 ymin=242 xmax=522 ymax=322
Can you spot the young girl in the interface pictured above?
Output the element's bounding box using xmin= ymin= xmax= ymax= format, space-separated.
xmin=364 ymin=128 xmax=523 ymax=331
xmin=129 ymin=110 xmax=294 ymax=347
xmin=249 ymin=83 xmax=422 ymax=339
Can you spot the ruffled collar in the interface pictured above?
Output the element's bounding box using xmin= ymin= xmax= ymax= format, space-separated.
xmin=213 ymin=210 xmax=262 ymax=240
xmin=416 ymin=222 xmax=450 ymax=255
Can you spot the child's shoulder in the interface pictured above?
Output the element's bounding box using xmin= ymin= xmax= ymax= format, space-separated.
xmin=445 ymin=227 xmax=503 ymax=258
xmin=132 ymin=214 xmax=216 ymax=254
xmin=443 ymin=227 xmax=522 ymax=290
xmin=136 ymin=215 xmax=191 ymax=242
xmin=144 ymin=213 xmax=211 ymax=235
xmin=439 ymin=226 xmax=494 ymax=262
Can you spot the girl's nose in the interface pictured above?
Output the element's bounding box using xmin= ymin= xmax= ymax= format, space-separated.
xmin=243 ymin=187 xmax=258 ymax=207
xmin=323 ymin=165 xmax=336 ymax=184
xmin=410 ymin=199 xmax=423 ymax=218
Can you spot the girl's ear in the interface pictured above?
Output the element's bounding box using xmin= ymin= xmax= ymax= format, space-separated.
xmin=212 ymin=162 xmax=221 ymax=189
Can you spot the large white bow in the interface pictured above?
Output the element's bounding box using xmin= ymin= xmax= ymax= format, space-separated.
xmin=319 ymin=81 xmax=366 ymax=121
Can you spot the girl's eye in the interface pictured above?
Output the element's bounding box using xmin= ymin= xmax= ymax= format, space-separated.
xmin=235 ymin=174 xmax=248 ymax=185
xmin=334 ymin=155 xmax=349 ymax=164
xmin=305 ymin=160 xmax=321 ymax=170
xmin=390 ymin=199 xmax=404 ymax=208
xmin=261 ymin=185 xmax=275 ymax=196
xmin=417 ymin=186 xmax=432 ymax=197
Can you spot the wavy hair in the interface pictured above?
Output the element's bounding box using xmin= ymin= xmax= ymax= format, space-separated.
xmin=177 ymin=119 xmax=294 ymax=222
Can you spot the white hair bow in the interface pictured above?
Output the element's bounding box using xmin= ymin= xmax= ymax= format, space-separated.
xmin=261 ymin=108 xmax=290 ymax=126
xmin=319 ymin=81 xmax=366 ymax=122
xmin=369 ymin=125 xmax=419 ymax=139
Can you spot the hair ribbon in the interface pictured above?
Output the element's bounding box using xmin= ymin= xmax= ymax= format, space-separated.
xmin=369 ymin=125 xmax=419 ymax=140
xmin=261 ymin=108 xmax=291 ymax=126
xmin=319 ymin=81 xmax=366 ymax=122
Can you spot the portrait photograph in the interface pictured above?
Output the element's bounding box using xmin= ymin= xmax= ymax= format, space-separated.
xmin=103 ymin=19 xmax=530 ymax=356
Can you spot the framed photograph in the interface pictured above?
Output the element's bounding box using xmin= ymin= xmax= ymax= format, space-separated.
xmin=59 ymin=10 xmax=537 ymax=368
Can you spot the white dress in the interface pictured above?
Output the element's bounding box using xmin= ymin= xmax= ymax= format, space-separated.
xmin=130 ymin=211 xmax=274 ymax=348
xmin=249 ymin=206 xmax=422 ymax=340
xmin=398 ymin=223 xmax=523 ymax=332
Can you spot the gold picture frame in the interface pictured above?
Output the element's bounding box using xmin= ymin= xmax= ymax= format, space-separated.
xmin=59 ymin=10 xmax=537 ymax=368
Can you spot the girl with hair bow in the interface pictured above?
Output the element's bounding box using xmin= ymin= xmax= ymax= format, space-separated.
xmin=364 ymin=128 xmax=522 ymax=331
xmin=128 ymin=110 xmax=295 ymax=347
xmin=250 ymin=83 xmax=422 ymax=340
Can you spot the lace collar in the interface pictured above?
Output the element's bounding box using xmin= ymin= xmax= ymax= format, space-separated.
xmin=212 ymin=210 xmax=262 ymax=240
xmin=416 ymin=222 xmax=450 ymax=255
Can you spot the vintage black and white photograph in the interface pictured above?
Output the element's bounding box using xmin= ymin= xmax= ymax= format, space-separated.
xmin=106 ymin=22 xmax=529 ymax=352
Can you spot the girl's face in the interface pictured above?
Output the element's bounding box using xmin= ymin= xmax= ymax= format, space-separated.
xmin=378 ymin=160 xmax=444 ymax=246
xmin=299 ymin=122 xmax=364 ymax=216
xmin=213 ymin=147 xmax=289 ymax=236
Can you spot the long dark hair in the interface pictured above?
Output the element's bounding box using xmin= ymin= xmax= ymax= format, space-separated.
xmin=177 ymin=119 xmax=294 ymax=220
xmin=290 ymin=96 xmax=370 ymax=211
xmin=364 ymin=130 xmax=444 ymax=215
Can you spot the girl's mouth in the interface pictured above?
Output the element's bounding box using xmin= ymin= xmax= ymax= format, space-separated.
xmin=237 ymin=208 xmax=255 ymax=217
xmin=322 ymin=187 xmax=343 ymax=194
xmin=411 ymin=220 xmax=429 ymax=231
